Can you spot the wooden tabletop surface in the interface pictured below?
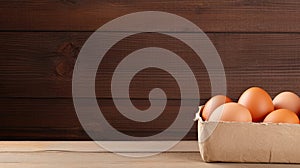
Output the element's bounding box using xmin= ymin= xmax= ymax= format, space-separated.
xmin=0 ymin=141 xmax=299 ymax=168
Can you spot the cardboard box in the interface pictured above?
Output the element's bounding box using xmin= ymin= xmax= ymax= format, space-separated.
xmin=195 ymin=107 xmax=300 ymax=163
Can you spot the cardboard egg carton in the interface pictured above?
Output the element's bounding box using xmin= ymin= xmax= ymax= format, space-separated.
xmin=195 ymin=106 xmax=300 ymax=163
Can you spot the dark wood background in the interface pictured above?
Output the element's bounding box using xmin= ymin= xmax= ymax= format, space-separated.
xmin=0 ymin=0 xmax=299 ymax=140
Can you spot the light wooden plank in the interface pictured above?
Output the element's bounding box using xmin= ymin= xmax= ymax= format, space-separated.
xmin=0 ymin=141 xmax=298 ymax=167
xmin=0 ymin=141 xmax=198 ymax=152
xmin=0 ymin=152 xmax=298 ymax=168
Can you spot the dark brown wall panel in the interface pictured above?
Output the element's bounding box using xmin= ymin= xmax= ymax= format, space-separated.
xmin=0 ymin=1 xmax=299 ymax=140
xmin=0 ymin=98 xmax=198 ymax=140
xmin=0 ymin=0 xmax=299 ymax=32
xmin=0 ymin=32 xmax=299 ymax=99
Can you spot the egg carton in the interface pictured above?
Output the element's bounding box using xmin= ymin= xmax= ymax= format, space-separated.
xmin=195 ymin=106 xmax=300 ymax=163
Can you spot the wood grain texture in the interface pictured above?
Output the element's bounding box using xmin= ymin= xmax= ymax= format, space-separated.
xmin=0 ymin=141 xmax=199 ymax=152
xmin=0 ymin=0 xmax=299 ymax=32
xmin=0 ymin=141 xmax=297 ymax=168
xmin=0 ymin=152 xmax=296 ymax=168
xmin=0 ymin=32 xmax=299 ymax=99
xmin=1 ymin=1 xmax=300 ymax=140
xmin=0 ymin=98 xmax=199 ymax=140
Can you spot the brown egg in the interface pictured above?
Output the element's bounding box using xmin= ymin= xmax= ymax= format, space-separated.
xmin=202 ymin=95 xmax=232 ymax=121
xmin=238 ymin=87 xmax=274 ymax=122
xmin=273 ymin=91 xmax=300 ymax=115
xmin=263 ymin=109 xmax=299 ymax=124
xmin=208 ymin=102 xmax=252 ymax=122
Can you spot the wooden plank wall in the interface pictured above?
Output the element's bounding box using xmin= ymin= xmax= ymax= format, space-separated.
xmin=0 ymin=0 xmax=299 ymax=140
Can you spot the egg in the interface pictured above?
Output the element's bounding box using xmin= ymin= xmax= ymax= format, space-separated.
xmin=263 ymin=109 xmax=299 ymax=124
xmin=208 ymin=102 xmax=252 ymax=122
xmin=273 ymin=91 xmax=300 ymax=115
xmin=202 ymin=95 xmax=232 ymax=121
xmin=238 ymin=87 xmax=274 ymax=122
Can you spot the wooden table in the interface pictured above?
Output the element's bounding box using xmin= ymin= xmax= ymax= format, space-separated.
xmin=0 ymin=141 xmax=299 ymax=168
